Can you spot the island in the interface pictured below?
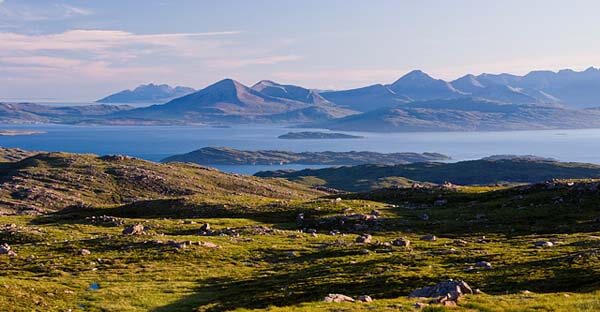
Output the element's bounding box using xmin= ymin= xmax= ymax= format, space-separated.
xmin=161 ymin=147 xmax=450 ymax=166
xmin=278 ymin=131 xmax=364 ymax=139
xmin=0 ymin=130 xmax=45 ymax=136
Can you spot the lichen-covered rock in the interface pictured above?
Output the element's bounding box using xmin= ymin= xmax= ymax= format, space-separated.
xmin=122 ymin=224 xmax=145 ymax=235
xmin=324 ymin=293 xmax=355 ymax=303
xmin=391 ymin=237 xmax=411 ymax=247
xmin=355 ymin=234 xmax=372 ymax=244
xmin=409 ymin=279 xmax=473 ymax=302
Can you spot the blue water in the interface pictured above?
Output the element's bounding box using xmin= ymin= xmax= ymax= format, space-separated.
xmin=1 ymin=123 xmax=600 ymax=174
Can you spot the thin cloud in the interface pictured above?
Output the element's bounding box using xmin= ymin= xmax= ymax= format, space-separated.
xmin=0 ymin=2 xmax=92 ymax=22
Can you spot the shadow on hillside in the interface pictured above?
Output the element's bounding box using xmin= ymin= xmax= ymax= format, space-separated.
xmin=150 ymin=247 xmax=600 ymax=312
xmin=151 ymin=257 xmax=439 ymax=312
xmin=30 ymin=198 xmax=338 ymax=226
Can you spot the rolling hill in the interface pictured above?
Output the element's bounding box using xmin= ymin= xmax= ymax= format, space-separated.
xmin=255 ymin=157 xmax=600 ymax=191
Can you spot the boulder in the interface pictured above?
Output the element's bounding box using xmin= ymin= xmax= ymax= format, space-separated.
xmin=324 ymin=293 xmax=355 ymax=303
xmin=391 ymin=237 xmax=411 ymax=247
xmin=122 ymin=224 xmax=145 ymax=235
xmin=534 ymin=241 xmax=554 ymax=248
xmin=200 ymin=223 xmax=211 ymax=232
xmin=0 ymin=243 xmax=16 ymax=256
xmin=409 ymin=279 xmax=473 ymax=302
xmin=475 ymin=261 xmax=493 ymax=269
xmin=199 ymin=241 xmax=219 ymax=248
xmin=370 ymin=210 xmax=381 ymax=217
xmin=79 ymin=249 xmax=91 ymax=256
xmin=421 ymin=234 xmax=437 ymax=241
xmin=419 ymin=213 xmax=430 ymax=221
xmin=357 ymin=295 xmax=373 ymax=302
xmin=454 ymin=239 xmax=468 ymax=247
xmin=355 ymin=234 xmax=372 ymax=244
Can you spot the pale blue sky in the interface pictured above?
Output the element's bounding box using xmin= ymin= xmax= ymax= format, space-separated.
xmin=1 ymin=0 xmax=600 ymax=101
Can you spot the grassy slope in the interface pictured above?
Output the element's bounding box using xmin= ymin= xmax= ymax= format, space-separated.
xmin=256 ymin=159 xmax=600 ymax=192
xmin=1 ymin=179 xmax=600 ymax=311
xmin=0 ymin=147 xmax=38 ymax=163
xmin=0 ymin=152 xmax=322 ymax=215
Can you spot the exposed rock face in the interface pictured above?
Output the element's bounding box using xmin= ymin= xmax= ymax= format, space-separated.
xmin=324 ymin=294 xmax=355 ymax=303
xmin=122 ymin=224 xmax=145 ymax=235
xmin=409 ymin=280 xmax=474 ymax=304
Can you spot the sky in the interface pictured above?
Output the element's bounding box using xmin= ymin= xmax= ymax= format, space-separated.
xmin=1 ymin=0 xmax=600 ymax=101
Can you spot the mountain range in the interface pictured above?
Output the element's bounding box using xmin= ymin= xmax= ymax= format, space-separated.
xmin=4 ymin=66 xmax=600 ymax=131
xmin=97 ymin=83 xmax=195 ymax=103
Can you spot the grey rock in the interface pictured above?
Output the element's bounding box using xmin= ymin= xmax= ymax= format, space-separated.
xmin=357 ymin=295 xmax=373 ymax=302
xmin=475 ymin=261 xmax=493 ymax=269
xmin=122 ymin=224 xmax=145 ymax=235
xmin=421 ymin=234 xmax=437 ymax=241
xmin=409 ymin=279 xmax=473 ymax=302
xmin=391 ymin=237 xmax=411 ymax=247
xmin=355 ymin=234 xmax=372 ymax=244
xmin=324 ymin=293 xmax=355 ymax=303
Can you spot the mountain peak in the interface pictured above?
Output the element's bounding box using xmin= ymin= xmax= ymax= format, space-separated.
xmin=397 ymin=69 xmax=432 ymax=81
xmin=97 ymin=83 xmax=195 ymax=103
xmin=251 ymin=80 xmax=279 ymax=91
xmin=387 ymin=70 xmax=463 ymax=101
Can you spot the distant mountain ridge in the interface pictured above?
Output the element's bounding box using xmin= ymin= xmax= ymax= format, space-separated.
xmin=115 ymin=78 xmax=356 ymax=123
xmin=6 ymin=66 xmax=600 ymax=131
xmin=97 ymin=83 xmax=195 ymax=103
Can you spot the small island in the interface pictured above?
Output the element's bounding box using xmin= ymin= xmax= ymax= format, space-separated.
xmin=278 ymin=131 xmax=363 ymax=139
xmin=0 ymin=130 xmax=45 ymax=136
xmin=162 ymin=147 xmax=450 ymax=166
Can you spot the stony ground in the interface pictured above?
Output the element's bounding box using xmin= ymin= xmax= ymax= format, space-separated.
xmin=2 ymin=181 xmax=600 ymax=311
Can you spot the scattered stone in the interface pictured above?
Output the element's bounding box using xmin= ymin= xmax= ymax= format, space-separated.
xmin=355 ymin=234 xmax=372 ymax=244
xmin=85 ymin=215 xmax=124 ymax=227
xmin=534 ymin=241 xmax=554 ymax=248
xmin=284 ymin=251 xmax=298 ymax=257
xmin=200 ymin=223 xmax=211 ymax=231
xmin=198 ymin=241 xmax=219 ymax=248
xmin=475 ymin=261 xmax=493 ymax=269
xmin=414 ymin=302 xmax=429 ymax=309
xmin=122 ymin=224 xmax=145 ymax=235
xmin=391 ymin=237 xmax=410 ymax=247
xmin=357 ymin=295 xmax=373 ymax=302
xmin=79 ymin=249 xmax=91 ymax=256
xmin=409 ymin=279 xmax=473 ymax=304
xmin=167 ymin=240 xmax=188 ymax=249
xmin=454 ymin=239 xmax=468 ymax=247
xmin=324 ymin=293 xmax=355 ymax=303
xmin=0 ymin=243 xmax=16 ymax=257
xmin=421 ymin=234 xmax=437 ymax=241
